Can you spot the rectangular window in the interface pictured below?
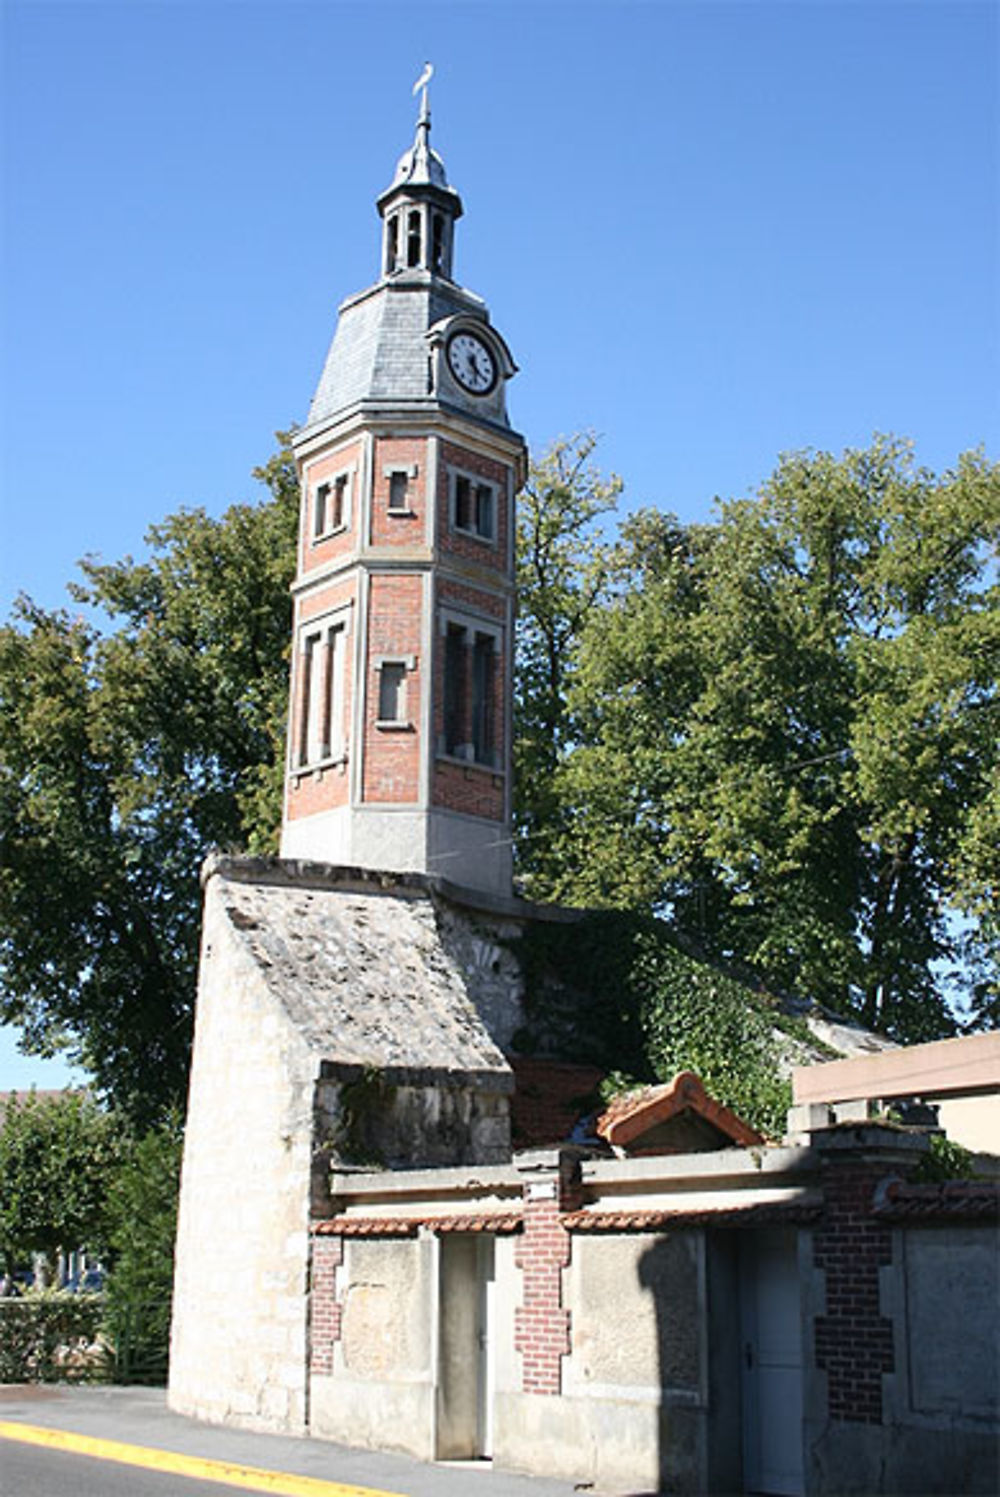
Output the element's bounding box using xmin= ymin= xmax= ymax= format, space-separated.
xmin=296 ymin=621 xmax=346 ymax=767
xmin=472 ymin=633 xmax=496 ymax=766
xmin=475 ymin=483 xmax=493 ymax=540
xmin=314 ymin=473 xmax=350 ymax=538
xmin=388 ymin=471 xmax=409 ymax=512
xmin=451 ymin=471 xmax=496 ymax=542
xmin=444 ymin=624 xmax=467 ymax=757
xmin=378 ymin=661 xmax=406 ymax=723
xmin=454 ymin=475 xmax=473 ymax=532
xmin=298 ymin=633 xmax=317 ymax=767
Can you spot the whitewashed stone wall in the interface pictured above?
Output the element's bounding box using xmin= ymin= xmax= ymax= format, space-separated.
xmin=169 ymin=872 xmax=318 ymax=1432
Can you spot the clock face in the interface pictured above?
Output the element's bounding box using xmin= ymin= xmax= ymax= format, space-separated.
xmin=446 ymin=331 xmax=497 ymax=395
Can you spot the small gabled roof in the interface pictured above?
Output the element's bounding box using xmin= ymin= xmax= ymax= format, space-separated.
xmin=596 ymin=1071 xmax=764 ymax=1155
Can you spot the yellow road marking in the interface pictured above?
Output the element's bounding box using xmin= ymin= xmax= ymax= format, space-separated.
xmin=0 ymin=1420 xmax=405 ymax=1497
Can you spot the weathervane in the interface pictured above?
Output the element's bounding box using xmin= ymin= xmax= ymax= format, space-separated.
xmin=413 ymin=61 xmax=433 ymax=128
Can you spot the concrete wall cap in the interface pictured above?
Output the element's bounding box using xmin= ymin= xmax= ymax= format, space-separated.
xmin=580 ymin=1143 xmax=817 ymax=1187
xmin=810 ymin=1121 xmax=932 ymax=1159
xmin=328 ymin=1160 xmax=521 ymax=1200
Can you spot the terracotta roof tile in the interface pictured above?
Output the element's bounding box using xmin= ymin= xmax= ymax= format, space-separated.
xmin=314 ymin=1211 xmax=523 ymax=1237
xmin=596 ymin=1071 xmax=764 ymax=1151
xmin=874 ymin=1180 xmax=998 ymax=1222
xmin=562 ymin=1201 xmax=823 ymax=1233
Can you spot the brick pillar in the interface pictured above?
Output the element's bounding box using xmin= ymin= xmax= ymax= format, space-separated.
xmin=514 ymin=1152 xmax=581 ymax=1396
xmin=811 ymin=1125 xmax=927 ymax=1425
xmin=309 ymin=1234 xmax=343 ymax=1376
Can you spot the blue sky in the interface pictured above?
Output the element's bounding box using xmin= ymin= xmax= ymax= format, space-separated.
xmin=1 ymin=0 xmax=997 ymax=1090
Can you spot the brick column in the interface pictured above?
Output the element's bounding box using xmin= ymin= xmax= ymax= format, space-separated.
xmin=514 ymin=1152 xmax=581 ymax=1396
xmin=811 ymin=1125 xmax=927 ymax=1424
xmin=309 ymin=1234 xmax=343 ymax=1376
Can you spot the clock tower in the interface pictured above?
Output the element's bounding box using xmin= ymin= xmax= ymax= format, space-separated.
xmin=281 ymin=77 xmax=525 ymax=896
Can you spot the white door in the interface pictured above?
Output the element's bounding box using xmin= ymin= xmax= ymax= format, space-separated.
xmin=476 ymin=1237 xmax=495 ymax=1459
xmin=740 ymin=1228 xmax=804 ymax=1496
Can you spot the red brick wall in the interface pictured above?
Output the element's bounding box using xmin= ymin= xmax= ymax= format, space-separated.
xmin=370 ymin=436 xmax=427 ymax=548
xmin=437 ymin=440 xmax=511 ymax=570
xmin=362 ymin=573 xmax=422 ymax=804
xmin=813 ymin=1162 xmax=894 ymax=1423
xmin=514 ymin=1192 xmax=572 ymax=1396
xmin=285 ymin=578 xmax=356 ymax=825
xmin=309 ymin=1235 xmax=343 ymax=1376
xmin=300 ymin=440 xmax=363 ymax=575
xmin=433 ymin=760 xmax=503 ymax=819
xmin=432 ymin=580 xmax=507 ymax=820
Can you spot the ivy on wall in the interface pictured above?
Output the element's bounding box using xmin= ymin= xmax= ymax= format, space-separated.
xmin=512 ymin=912 xmax=799 ymax=1139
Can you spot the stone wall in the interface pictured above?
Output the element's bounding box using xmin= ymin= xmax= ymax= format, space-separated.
xmin=169 ymin=873 xmax=318 ymax=1432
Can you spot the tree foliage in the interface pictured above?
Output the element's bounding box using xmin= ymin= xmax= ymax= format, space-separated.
xmin=514 ymin=433 xmax=621 ymax=879
xmin=101 ymin=1116 xmax=183 ymax=1383
xmin=0 ymin=440 xmax=298 ymax=1122
xmin=515 ymin=437 xmax=1000 ymax=1040
xmin=0 ymin=1091 xmax=125 ymax=1274
xmin=513 ymin=912 xmax=795 ymax=1138
xmin=1 ymin=430 xmax=995 ymax=1123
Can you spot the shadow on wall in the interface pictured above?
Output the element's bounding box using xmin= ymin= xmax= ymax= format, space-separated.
xmin=639 ymin=1230 xmax=745 ymax=1497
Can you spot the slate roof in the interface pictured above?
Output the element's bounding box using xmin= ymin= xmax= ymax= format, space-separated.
xmin=218 ymin=874 xmax=513 ymax=1088
xmin=306 ymin=276 xmax=487 ymax=428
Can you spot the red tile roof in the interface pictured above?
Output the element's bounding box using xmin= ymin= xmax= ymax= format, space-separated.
xmin=873 ymin=1180 xmax=998 ymax=1222
xmin=314 ymin=1212 xmax=523 ymax=1237
xmin=563 ymin=1201 xmax=823 ymax=1232
xmin=596 ymin=1070 xmax=764 ymax=1152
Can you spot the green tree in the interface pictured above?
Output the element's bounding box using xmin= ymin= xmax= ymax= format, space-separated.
xmin=523 ymin=438 xmax=999 ymax=1040
xmin=514 ymin=433 xmax=621 ymax=889
xmin=101 ymin=1117 xmax=183 ymax=1383
xmin=0 ymin=439 xmax=298 ymax=1123
xmin=0 ymin=1091 xmax=125 ymax=1279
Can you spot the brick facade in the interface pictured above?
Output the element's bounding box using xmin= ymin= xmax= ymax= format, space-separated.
xmin=309 ymin=1235 xmax=343 ymax=1376
xmin=513 ymin=1162 xmax=582 ymax=1396
xmin=370 ymin=435 xmax=427 ymax=549
xmin=813 ymin=1154 xmax=895 ymax=1424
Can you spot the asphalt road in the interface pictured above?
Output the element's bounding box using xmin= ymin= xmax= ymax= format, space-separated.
xmin=0 ymin=1386 xmax=588 ymax=1497
xmin=0 ymin=1438 xmax=259 ymax=1497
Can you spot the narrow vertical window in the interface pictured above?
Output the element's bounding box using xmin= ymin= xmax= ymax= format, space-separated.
xmin=314 ymin=484 xmax=330 ymax=539
xmin=472 ymin=633 xmax=496 ymax=765
xmin=475 ymin=483 xmax=494 ymax=540
xmin=388 ymin=471 xmax=409 ymax=512
xmin=378 ymin=662 xmax=406 ymax=723
xmin=407 ymin=209 xmax=422 ymax=268
xmin=444 ymin=624 xmax=466 ymax=756
xmin=386 ymin=214 xmax=399 ymax=274
xmin=297 ymin=622 xmax=346 ymax=768
xmin=331 ymin=473 xmax=348 ymax=529
xmin=298 ymin=633 xmax=316 ymax=767
xmin=431 ymin=213 xmax=444 ymax=273
xmin=454 ymin=475 xmax=472 ymax=532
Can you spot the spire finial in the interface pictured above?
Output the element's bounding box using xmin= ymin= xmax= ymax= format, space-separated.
xmin=413 ymin=62 xmax=433 ymax=133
